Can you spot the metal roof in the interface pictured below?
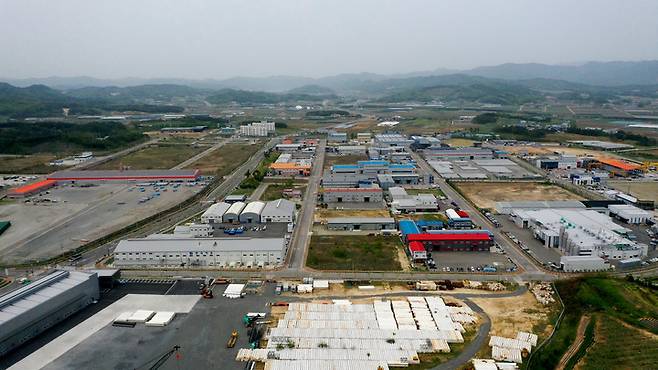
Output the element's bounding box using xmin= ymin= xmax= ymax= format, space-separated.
xmin=407 ymin=233 xmax=492 ymax=242
xmin=241 ymin=201 xmax=266 ymax=215
xmin=47 ymin=169 xmax=199 ymax=180
xmin=201 ymin=202 xmax=231 ymax=218
xmin=115 ymin=237 xmax=286 ymax=253
xmin=398 ymin=220 xmax=420 ymax=235
xmin=327 ymin=217 xmax=395 ymax=224
xmin=262 ymin=199 xmax=296 ymax=216
xmin=225 ymin=201 xmax=246 ymax=216
xmin=0 ymin=270 xmax=96 ymax=324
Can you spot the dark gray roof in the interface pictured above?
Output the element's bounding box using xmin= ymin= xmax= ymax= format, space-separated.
xmin=48 ymin=169 xmax=198 ymax=179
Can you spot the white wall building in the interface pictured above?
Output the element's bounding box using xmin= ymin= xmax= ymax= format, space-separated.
xmin=114 ymin=236 xmax=287 ymax=268
xmin=200 ymin=202 xmax=231 ymax=224
xmin=174 ymin=223 xmax=213 ymax=237
xmin=388 ymin=187 xmax=438 ymax=212
xmin=240 ymin=201 xmax=266 ymax=223
xmin=223 ymin=202 xmax=246 ymax=223
xmin=261 ymin=199 xmax=296 ymax=223
xmin=510 ymin=208 xmax=647 ymax=260
xmin=240 ymin=121 xmax=275 ymax=137
xmin=560 ymin=256 xmax=610 ymax=272
xmin=608 ymin=204 xmax=653 ymax=224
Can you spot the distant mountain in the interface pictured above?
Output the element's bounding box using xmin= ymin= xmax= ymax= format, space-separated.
xmin=206 ymin=88 xmax=333 ymax=105
xmin=464 ymin=61 xmax=658 ymax=86
xmin=65 ymin=84 xmax=211 ymax=101
xmin=287 ymin=84 xmax=335 ymax=95
xmin=0 ymin=83 xmax=184 ymax=118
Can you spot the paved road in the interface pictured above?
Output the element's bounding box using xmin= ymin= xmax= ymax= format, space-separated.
xmin=287 ymin=139 xmax=326 ymax=269
xmin=409 ymin=150 xmax=547 ymax=277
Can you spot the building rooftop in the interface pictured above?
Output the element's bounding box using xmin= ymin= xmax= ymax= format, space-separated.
xmin=47 ymin=169 xmax=200 ymax=180
xmin=262 ymin=199 xmax=295 ymax=216
xmin=598 ymin=158 xmax=641 ymax=171
xmin=326 ymin=217 xmax=395 ymax=224
xmin=115 ymin=237 xmax=286 ymax=253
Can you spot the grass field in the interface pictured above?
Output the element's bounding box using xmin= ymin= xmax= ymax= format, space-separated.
xmin=324 ymin=154 xmax=368 ymax=169
xmin=454 ymin=181 xmax=583 ymax=210
xmin=184 ymin=142 xmax=262 ymax=176
xmin=0 ymin=154 xmax=57 ymax=174
xmin=307 ymin=235 xmax=402 ymax=271
xmin=623 ymin=148 xmax=658 ymax=161
xmin=528 ymin=277 xmax=658 ymax=370
xmin=261 ymin=183 xmax=306 ymax=201
xmin=608 ymin=180 xmax=658 ymax=204
xmin=576 ymin=315 xmax=658 ymax=370
xmin=405 ymin=188 xmax=445 ymax=198
xmin=92 ymin=144 xmax=206 ymax=170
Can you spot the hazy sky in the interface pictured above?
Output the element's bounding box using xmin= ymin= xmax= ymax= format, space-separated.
xmin=1 ymin=0 xmax=657 ymax=79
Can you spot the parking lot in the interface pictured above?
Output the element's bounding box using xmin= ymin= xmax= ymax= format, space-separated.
xmin=0 ymin=182 xmax=202 ymax=264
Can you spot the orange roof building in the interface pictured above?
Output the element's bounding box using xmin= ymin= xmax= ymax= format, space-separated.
xmin=598 ymin=158 xmax=641 ymax=173
xmin=8 ymin=180 xmax=57 ymax=198
xmin=269 ymin=162 xmax=311 ymax=176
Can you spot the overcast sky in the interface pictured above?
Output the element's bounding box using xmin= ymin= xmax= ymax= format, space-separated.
xmin=1 ymin=0 xmax=657 ymax=79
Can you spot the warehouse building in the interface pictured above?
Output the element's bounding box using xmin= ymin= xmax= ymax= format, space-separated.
xmin=114 ymin=237 xmax=287 ymax=268
xmin=337 ymin=145 xmax=367 ymax=155
xmin=261 ymin=199 xmax=296 ymax=223
xmin=269 ymin=162 xmax=312 ymax=176
xmin=321 ymin=186 xmax=383 ymax=203
xmin=608 ymin=204 xmax=653 ymax=224
xmin=373 ymin=133 xmax=413 ymax=147
xmin=326 ymin=217 xmax=396 ymax=231
xmin=560 ymin=256 xmax=610 ymax=272
xmin=408 ymin=241 xmax=428 ymax=261
xmin=389 ymin=187 xmax=438 ymax=213
xmin=597 ymin=158 xmax=642 ymax=177
xmin=424 ymin=148 xmax=495 ymax=160
xmin=327 ymin=131 xmax=348 ymax=143
xmin=0 ymin=270 xmax=99 ymax=356
xmin=510 ymin=208 xmax=647 ymax=259
xmin=174 ymin=223 xmax=213 ymax=237
xmin=240 ymin=201 xmax=266 ymax=223
xmin=535 ymin=155 xmax=578 ymax=170
xmin=7 ymin=179 xmax=57 ymax=198
xmin=407 ymin=232 xmax=493 ymax=252
xmin=47 ymin=169 xmax=200 ymax=183
xmin=223 ymin=202 xmax=246 ymax=223
xmin=200 ymin=202 xmax=231 ymax=224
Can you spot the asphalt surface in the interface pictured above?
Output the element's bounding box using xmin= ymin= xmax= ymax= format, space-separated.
xmin=286 ymin=139 xmax=326 ymax=270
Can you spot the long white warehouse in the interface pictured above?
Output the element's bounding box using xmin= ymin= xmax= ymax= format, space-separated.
xmin=114 ymin=236 xmax=287 ymax=268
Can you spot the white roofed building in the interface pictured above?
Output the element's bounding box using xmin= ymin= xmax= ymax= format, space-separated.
xmin=200 ymin=202 xmax=231 ymax=224
xmin=239 ymin=201 xmax=266 ymax=223
xmin=261 ymin=199 xmax=296 ymax=223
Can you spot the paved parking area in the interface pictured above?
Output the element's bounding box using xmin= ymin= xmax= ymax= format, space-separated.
xmin=430 ymin=251 xmax=516 ymax=272
xmin=494 ymin=214 xmax=563 ymax=265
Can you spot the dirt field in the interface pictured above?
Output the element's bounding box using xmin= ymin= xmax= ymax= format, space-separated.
xmin=471 ymin=290 xmax=555 ymax=339
xmin=91 ymin=143 xmax=206 ymax=170
xmin=184 ymin=142 xmax=262 ymax=176
xmin=324 ymin=154 xmax=368 ymax=169
xmin=315 ymin=208 xmax=391 ymax=222
xmin=608 ymin=180 xmax=658 ymax=203
xmin=443 ymin=138 xmax=476 ymax=147
xmin=456 ymin=181 xmax=584 ymax=209
xmin=0 ymin=154 xmax=59 ymax=174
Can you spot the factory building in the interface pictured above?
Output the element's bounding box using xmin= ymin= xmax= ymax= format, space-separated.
xmin=389 ymin=187 xmax=438 ymax=213
xmin=7 ymin=179 xmax=57 ymax=198
xmin=608 ymin=204 xmax=653 ymax=224
xmin=326 ymin=217 xmax=396 ymax=231
xmin=269 ymin=162 xmax=312 ymax=176
xmin=275 ymin=143 xmax=305 ymax=152
xmin=321 ymin=187 xmax=383 ymax=203
xmin=535 ymin=155 xmax=578 ymax=170
xmin=321 ymin=174 xmax=374 ymax=188
xmin=239 ymin=201 xmax=266 ymax=223
xmin=337 ymin=145 xmax=367 ymax=155
xmin=424 ymin=148 xmax=495 ymax=160
xmin=408 ymin=241 xmax=428 ymax=261
xmin=560 ymin=256 xmax=610 ymax=272
xmin=407 ymin=233 xmax=493 ymax=252
xmin=510 ymin=208 xmax=647 ymax=259
xmin=114 ymin=237 xmax=287 ymax=268
xmin=373 ymin=133 xmax=413 ymax=147
xmin=327 ymin=132 xmax=348 ymax=143
xmin=356 ymin=132 xmax=372 ymax=143
xmin=261 ymin=199 xmax=296 ymax=223
xmin=174 ymin=223 xmax=213 ymax=237
xmin=47 ymin=169 xmax=200 ymax=183
xmin=0 ymin=270 xmax=99 ymax=356
xmin=223 ymin=202 xmax=246 ymax=223
xmin=597 ymin=158 xmax=642 ymax=177
xmin=200 ymin=202 xmax=232 ymax=224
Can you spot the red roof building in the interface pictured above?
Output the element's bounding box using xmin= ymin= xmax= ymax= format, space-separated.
xmin=408 ymin=241 xmax=427 ymax=261
xmin=8 ymin=180 xmax=57 ymax=198
xmin=407 ymin=232 xmax=493 ymax=252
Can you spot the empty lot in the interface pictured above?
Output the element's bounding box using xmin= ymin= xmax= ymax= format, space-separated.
xmin=608 ymin=180 xmax=658 ymax=204
xmin=91 ymin=143 xmax=206 ymax=170
xmin=185 ymin=141 xmax=262 ymax=176
xmin=455 ymin=181 xmax=583 ymax=209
